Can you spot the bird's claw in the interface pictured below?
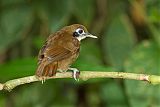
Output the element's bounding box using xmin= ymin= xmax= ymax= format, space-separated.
xmin=69 ymin=68 xmax=80 ymax=81
xmin=40 ymin=77 xmax=46 ymax=84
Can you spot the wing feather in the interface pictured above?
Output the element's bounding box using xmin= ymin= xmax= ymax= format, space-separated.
xmin=36 ymin=32 xmax=80 ymax=77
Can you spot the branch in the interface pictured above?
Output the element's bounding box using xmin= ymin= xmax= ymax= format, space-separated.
xmin=1 ymin=71 xmax=160 ymax=91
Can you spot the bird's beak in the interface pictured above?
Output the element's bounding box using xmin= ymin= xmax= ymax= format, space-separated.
xmin=85 ymin=33 xmax=98 ymax=39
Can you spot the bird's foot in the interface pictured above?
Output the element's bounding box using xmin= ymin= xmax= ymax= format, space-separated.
xmin=68 ymin=68 xmax=80 ymax=81
xmin=38 ymin=77 xmax=46 ymax=84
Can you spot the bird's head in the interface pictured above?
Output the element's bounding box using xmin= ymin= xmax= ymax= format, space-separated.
xmin=64 ymin=24 xmax=97 ymax=41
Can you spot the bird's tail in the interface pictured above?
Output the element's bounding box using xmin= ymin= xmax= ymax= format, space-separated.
xmin=36 ymin=60 xmax=58 ymax=77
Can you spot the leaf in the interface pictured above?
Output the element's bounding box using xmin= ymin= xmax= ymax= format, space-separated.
xmin=102 ymin=15 xmax=136 ymax=70
xmin=13 ymin=83 xmax=56 ymax=107
xmin=146 ymin=0 xmax=160 ymax=24
xmin=124 ymin=41 xmax=160 ymax=107
xmin=72 ymin=0 xmax=95 ymax=26
xmin=0 ymin=95 xmax=5 ymax=107
xmin=0 ymin=58 xmax=36 ymax=81
xmin=73 ymin=40 xmax=110 ymax=71
xmin=1 ymin=0 xmax=27 ymax=6
xmin=73 ymin=40 xmax=116 ymax=84
xmin=33 ymin=0 xmax=71 ymax=32
xmin=101 ymin=82 xmax=128 ymax=107
xmin=0 ymin=5 xmax=32 ymax=52
xmin=33 ymin=36 xmax=45 ymax=49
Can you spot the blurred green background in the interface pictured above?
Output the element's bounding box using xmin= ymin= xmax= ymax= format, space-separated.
xmin=0 ymin=0 xmax=160 ymax=107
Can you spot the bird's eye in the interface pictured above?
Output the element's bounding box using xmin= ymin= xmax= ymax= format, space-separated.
xmin=78 ymin=29 xmax=83 ymax=34
xmin=73 ymin=28 xmax=84 ymax=37
xmin=76 ymin=28 xmax=84 ymax=35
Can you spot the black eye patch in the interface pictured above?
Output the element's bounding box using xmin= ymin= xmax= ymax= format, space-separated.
xmin=73 ymin=32 xmax=79 ymax=37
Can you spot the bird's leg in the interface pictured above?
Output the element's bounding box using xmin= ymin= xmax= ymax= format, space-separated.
xmin=39 ymin=77 xmax=46 ymax=84
xmin=68 ymin=68 xmax=80 ymax=81
xmin=35 ymin=76 xmax=46 ymax=84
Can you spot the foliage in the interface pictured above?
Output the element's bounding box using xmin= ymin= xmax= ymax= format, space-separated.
xmin=0 ymin=0 xmax=160 ymax=107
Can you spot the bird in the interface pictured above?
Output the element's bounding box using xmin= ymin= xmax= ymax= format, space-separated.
xmin=35 ymin=24 xmax=97 ymax=82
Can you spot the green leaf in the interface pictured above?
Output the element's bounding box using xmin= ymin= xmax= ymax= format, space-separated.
xmin=100 ymin=82 xmax=128 ymax=107
xmin=33 ymin=0 xmax=71 ymax=32
xmin=73 ymin=40 xmax=116 ymax=84
xmin=1 ymin=0 xmax=27 ymax=6
xmin=12 ymin=80 xmax=76 ymax=107
xmin=0 ymin=95 xmax=5 ymax=107
xmin=0 ymin=5 xmax=32 ymax=52
xmin=103 ymin=15 xmax=136 ymax=70
xmin=72 ymin=0 xmax=95 ymax=26
xmin=124 ymin=41 xmax=160 ymax=107
xmin=0 ymin=58 xmax=36 ymax=81
xmin=33 ymin=36 xmax=45 ymax=49
xmin=146 ymin=0 xmax=160 ymax=24
xmin=73 ymin=40 xmax=109 ymax=71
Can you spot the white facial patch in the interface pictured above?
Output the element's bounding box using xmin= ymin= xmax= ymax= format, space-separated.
xmin=77 ymin=36 xmax=87 ymax=41
xmin=75 ymin=28 xmax=87 ymax=41
xmin=76 ymin=28 xmax=84 ymax=35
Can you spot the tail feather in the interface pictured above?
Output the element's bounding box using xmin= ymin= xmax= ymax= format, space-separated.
xmin=36 ymin=60 xmax=58 ymax=77
xmin=43 ymin=65 xmax=49 ymax=76
xmin=48 ymin=62 xmax=58 ymax=76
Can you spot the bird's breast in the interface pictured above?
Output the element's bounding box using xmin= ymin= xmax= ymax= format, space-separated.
xmin=57 ymin=47 xmax=80 ymax=71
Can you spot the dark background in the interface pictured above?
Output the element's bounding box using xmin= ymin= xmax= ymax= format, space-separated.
xmin=0 ymin=0 xmax=160 ymax=107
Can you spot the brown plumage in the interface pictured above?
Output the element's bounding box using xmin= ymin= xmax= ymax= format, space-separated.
xmin=36 ymin=24 xmax=97 ymax=78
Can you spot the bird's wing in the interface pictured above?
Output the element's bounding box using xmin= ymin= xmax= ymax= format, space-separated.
xmin=36 ymin=39 xmax=79 ymax=77
xmin=44 ymin=45 xmax=74 ymax=62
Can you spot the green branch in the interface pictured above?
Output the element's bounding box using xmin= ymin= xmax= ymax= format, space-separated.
xmin=1 ymin=71 xmax=160 ymax=91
